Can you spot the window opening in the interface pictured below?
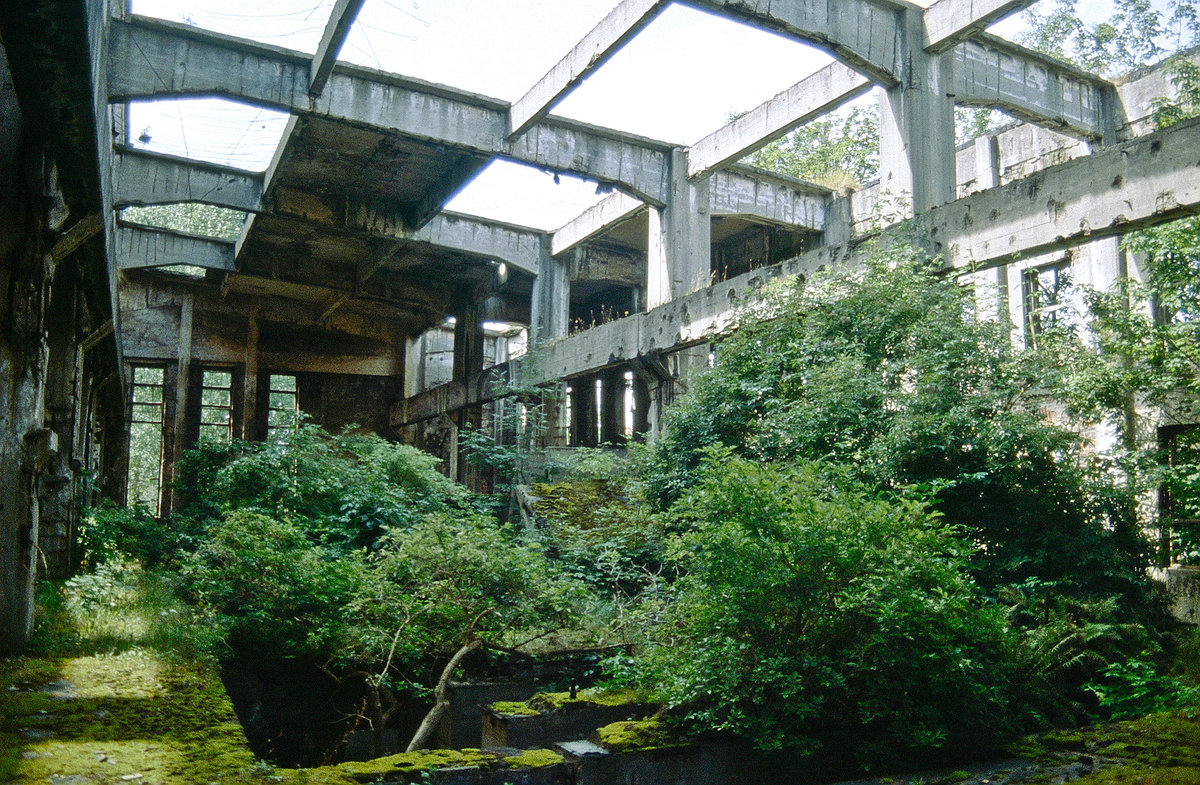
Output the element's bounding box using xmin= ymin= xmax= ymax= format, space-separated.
xmin=127 ymin=365 xmax=166 ymax=514
xmin=1023 ymin=262 xmax=1072 ymax=344
xmin=267 ymin=374 xmax=299 ymax=442
xmin=198 ymin=369 xmax=234 ymax=444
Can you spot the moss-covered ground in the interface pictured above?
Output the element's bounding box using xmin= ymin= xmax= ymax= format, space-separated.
xmin=0 ymin=566 xmax=564 ymax=785
xmin=3 ymin=565 xmax=1198 ymax=785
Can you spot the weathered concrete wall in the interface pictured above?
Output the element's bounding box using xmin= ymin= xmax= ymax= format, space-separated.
xmin=0 ymin=0 xmax=120 ymax=651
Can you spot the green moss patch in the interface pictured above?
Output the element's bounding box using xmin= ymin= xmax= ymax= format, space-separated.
xmin=488 ymin=700 xmax=541 ymax=716
xmin=500 ymin=749 xmax=564 ymax=768
xmin=1009 ymin=707 xmax=1200 ymax=785
xmin=488 ymin=687 xmax=648 ymax=717
xmin=1 ymin=649 xmax=257 ymax=785
xmin=594 ymin=717 xmax=681 ymax=753
xmin=326 ymin=747 xmax=564 ymax=783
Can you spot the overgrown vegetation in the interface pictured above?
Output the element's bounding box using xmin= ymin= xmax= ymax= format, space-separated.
xmin=53 ymin=8 xmax=1200 ymax=765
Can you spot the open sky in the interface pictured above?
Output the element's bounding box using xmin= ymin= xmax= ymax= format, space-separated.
xmin=127 ymin=0 xmax=1134 ymax=230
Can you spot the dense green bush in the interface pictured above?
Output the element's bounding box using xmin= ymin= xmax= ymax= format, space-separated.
xmin=629 ymin=450 xmax=1035 ymax=768
xmin=643 ymin=248 xmax=1153 ymax=610
xmin=170 ymin=423 xmax=472 ymax=556
xmin=176 ymin=510 xmax=365 ymax=659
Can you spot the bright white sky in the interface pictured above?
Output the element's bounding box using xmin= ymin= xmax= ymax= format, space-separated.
xmin=127 ymin=0 xmax=1133 ymax=230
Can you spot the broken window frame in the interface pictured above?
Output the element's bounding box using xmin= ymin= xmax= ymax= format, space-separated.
xmin=126 ymin=363 xmax=167 ymax=515
xmin=1023 ymin=261 xmax=1073 ymax=345
xmin=265 ymin=373 xmax=300 ymax=443
xmin=197 ymin=368 xmax=236 ymax=445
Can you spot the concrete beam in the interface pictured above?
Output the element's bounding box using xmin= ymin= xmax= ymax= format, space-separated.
xmin=552 ymin=191 xmax=644 ymax=256
xmin=110 ymin=150 xmax=546 ymax=273
xmin=108 ymin=16 xmax=673 ymax=204
xmin=414 ymin=212 xmax=545 ymax=276
xmin=114 ymin=223 xmax=236 ymax=271
xmin=687 ymin=61 xmax=872 ymax=180
xmin=923 ymin=0 xmax=1035 ymax=53
xmin=681 ymin=0 xmax=909 ymax=86
xmin=929 ymin=114 xmax=1200 ymax=270
xmin=509 ymin=0 xmax=667 ymax=139
xmin=113 ymin=147 xmax=262 ymax=211
xmin=709 ymin=167 xmax=829 ymax=230
xmin=309 ymin=0 xmax=366 ymax=96
xmin=394 ymin=114 xmax=1200 ymax=426
xmin=269 ymin=188 xmax=545 ymax=274
xmin=951 ymin=33 xmax=1118 ymax=141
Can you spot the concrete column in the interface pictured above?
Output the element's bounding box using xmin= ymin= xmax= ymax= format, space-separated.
xmin=242 ymin=314 xmax=258 ymax=440
xmin=570 ymin=376 xmax=597 ymax=448
xmin=600 ymin=367 xmax=626 ymax=446
xmin=878 ymin=10 xmax=956 ymax=216
xmin=452 ymin=286 xmax=484 ymax=385
xmin=647 ymin=149 xmax=711 ymax=309
xmin=531 ymin=237 xmax=569 ymax=345
xmin=452 ymin=285 xmax=484 ymax=484
xmin=631 ymin=373 xmax=651 ymax=441
xmin=167 ymin=294 xmax=193 ymax=513
xmin=974 ymin=135 xmax=1001 ymax=192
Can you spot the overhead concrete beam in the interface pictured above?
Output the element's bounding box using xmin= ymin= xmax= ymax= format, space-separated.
xmin=687 ymin=61 xmax=872 ymax=180
xmin=509 ymin=0 xmax=667 ymax=138
xmin=709 ymin=167 xmax=829 ymax=230
xmin=928 ymin=114 xmax=1200 ymax=270
xmin=413 ymin=212 xmax=545 ymax=276
xmin=552 ymin=191 xmax=644 ymax=256
xmin=680 ymin=0 xmax=908 ymax=86
xmin=309 ymin=0 xmax=366 ymax=96
xmin=113 ymin=147 xmax=262 ymax=211
xmin=551 ymin=169 xmax=829 ymax=257
xmin=110 ymin=150 xmax=547 ymax=272
xmin=108 ymin=16 xmax=673 ymax=204
xmin=951 ymin=34 xmax=1118 ymax=141
xmin=923 ymin=0 xmax=1035 ymax=53
xmin=114 ymin=223 xmax=236 ymax=271
xmin=394 ymin=114 xmax=1200 ymax=426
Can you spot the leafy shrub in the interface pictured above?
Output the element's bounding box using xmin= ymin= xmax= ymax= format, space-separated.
xmin=78 ymin=498 xmax=169 ymax=567
xmin=643 ymin=249 xmax=1154 ymax=611
xmin=1087 ymin=659 xmax=1200 ymax=720
xmin=176 ymin=511 xmax=366 ymax=659
xmin=629 ymin=449 xmax=1036 ymax=769
xmin=171 ymin=424 xmax=472 ymax=556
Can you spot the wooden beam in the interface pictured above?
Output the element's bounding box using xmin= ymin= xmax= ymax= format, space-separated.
xmin=309 ymin=0 xmax=367 ymax=96
xmin=49 ymin=212 xmax=103 ymax=262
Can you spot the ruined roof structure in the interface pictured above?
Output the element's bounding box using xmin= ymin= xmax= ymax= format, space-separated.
xmin=3 ymin=0 xmax=1200 ymax=653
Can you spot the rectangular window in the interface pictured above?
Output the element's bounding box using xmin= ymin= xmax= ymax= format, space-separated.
xmin=127 ymin=365 xmax=165 ymax=514
xmin=1023 ymin=262 xmax=1072 ymax=343
xmin=198 ymin=369 xmax=234 ymax=444
xmin=266 ymin=374 xmax=299 ymax=442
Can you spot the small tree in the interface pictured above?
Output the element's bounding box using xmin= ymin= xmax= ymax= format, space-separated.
xmin=631 ymin=449 xmax=1034 ymax=769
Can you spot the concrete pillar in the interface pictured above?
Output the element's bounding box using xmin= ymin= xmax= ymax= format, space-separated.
xmin=570 ymin=376 xmax=597 ymax=448
xmin=974 ymin=135 xmax=1001 ymax=192
xmin=532 ymin=237 xmax=569 ymax=345
xmin=452 ymin=285 xmax=485 ymax=484
xmin=167 ymin=294 xmax=193 ymax=513
xmin=631 ymin=373 xmax=651 ymax=441
xmin=452 ymin=286 xmax=484 ymax=385
xmin=600 ymin=367 xmax=626 ymax=446
xmin=647 ymin=149 xmax=711 ymax=309
xmin=242 ymin=314 xmax=258 ymax=440
xmin=878 ymin=9 xmax=956 ymax=216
